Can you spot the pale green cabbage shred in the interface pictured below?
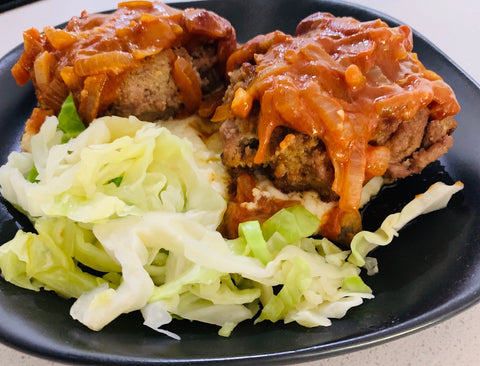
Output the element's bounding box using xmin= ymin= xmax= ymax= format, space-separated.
xmin=0 ymin=115 xmax=463 ymax=338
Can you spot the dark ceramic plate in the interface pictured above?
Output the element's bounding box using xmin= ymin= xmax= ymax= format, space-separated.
xmin=0 ymin=0 xmax=479 ymax=364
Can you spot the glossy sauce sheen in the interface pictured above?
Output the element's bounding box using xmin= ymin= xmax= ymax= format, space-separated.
xmin=11 ymin=1 xmax=236 ymax=122
xmin=226 ymin=13 xmax=460 ymax=239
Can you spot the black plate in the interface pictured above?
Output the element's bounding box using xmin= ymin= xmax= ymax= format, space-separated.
xmin=1 ymin=0 xmax=480 ymax=364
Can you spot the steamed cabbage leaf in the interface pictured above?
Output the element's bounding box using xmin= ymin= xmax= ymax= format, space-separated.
xmin=0 ymin=115 xmax=226 ymax=226
xmin=57 ymin=93 xmax=85 ymax=142
xmin=349 ymin=181 xmax=464 ymax=269
xmin=0 ymin=217 xmax=108 ymax=298
xmin=0 ymin=110 xmax=464 ymax=337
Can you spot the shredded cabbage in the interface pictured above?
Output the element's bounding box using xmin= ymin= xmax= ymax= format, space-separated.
xmin=349 ymin=181 xmax=464 ymax=270
xmin=0 ymin=109 xmax=463 ymax=338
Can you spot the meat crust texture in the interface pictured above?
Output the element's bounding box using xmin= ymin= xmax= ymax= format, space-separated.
xmin=218 ymin=12 xmax=460 ymax=244
xmin=12 ymin=1 xmax=237 ymax=130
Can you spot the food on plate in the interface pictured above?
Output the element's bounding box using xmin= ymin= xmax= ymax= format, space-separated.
xmin=0 ymin=3 xmax=464 ymax=338
xmin=0 ymin=102 xmax=372 ymax=335
xmin=0 ymin=100 xmax=463 ymax=336
xmin=216 ymin=12 xmax=460 ymax=244
xmin=11 ymin=0 xmax=236 ymax=150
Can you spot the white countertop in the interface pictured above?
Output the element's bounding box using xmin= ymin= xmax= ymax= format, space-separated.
xmin=0 ymin=1 xmax=479 ymax=365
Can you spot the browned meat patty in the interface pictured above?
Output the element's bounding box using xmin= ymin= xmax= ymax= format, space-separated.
xmin=107 ymin=49 xmax=182 ymax=121
xmin=220 ymin=114 xmax=337 ymax=200
xmin=220 ymin=66 xmax=457 ymax=200
xmin=217 ymin=12 xmax=460 ymax=244
xmin=385 ymin=115 xmax=456 ymax=178
xmin=12 ymin=1 xmax=237 ymax=126
xmin=107 ymin=46 xmax=218 ymax=122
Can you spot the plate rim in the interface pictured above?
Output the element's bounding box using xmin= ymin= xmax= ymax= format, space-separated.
xmin=0 ymin=0 xmax=479 ymax=364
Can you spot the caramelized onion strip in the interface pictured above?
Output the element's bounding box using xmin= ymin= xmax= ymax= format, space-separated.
xmin=172 ymin=56 xmax=202 ymax=113
xmin=74 ymin=52 xmax=136 ymax=77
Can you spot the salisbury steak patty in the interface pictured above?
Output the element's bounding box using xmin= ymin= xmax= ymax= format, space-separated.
xmin=221 ymin=115 xmax=337 ymax=201
xmin=107 ymin=49 xmax=181 ymax=121
xmin=218 ymin=12 xmax=460 ymax=243
xmin=220 ymin=67 xmax=457 ymax=199
xmin=12 ymin=1 xmax=237 ymax=127
xmin=108 ymin=45 xmax=220 ymax=121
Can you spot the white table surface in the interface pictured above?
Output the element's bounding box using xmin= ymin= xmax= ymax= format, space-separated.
xmin=0 ymin=1 xmax=479 ymax=365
